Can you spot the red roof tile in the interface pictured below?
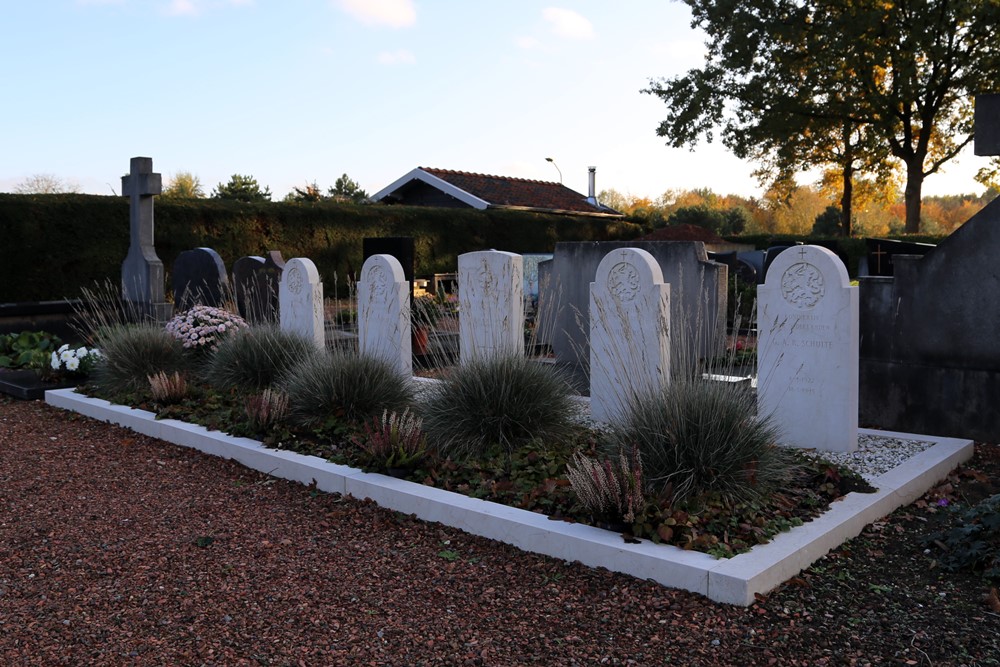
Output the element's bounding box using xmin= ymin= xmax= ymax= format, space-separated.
xmin=421 ymin=167 xmax=616 ymax=215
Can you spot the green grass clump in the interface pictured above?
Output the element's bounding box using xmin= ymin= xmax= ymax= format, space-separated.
xmin=203 ymin=325 xmax=315 ymax=391
xmin=91 ymin=324 xmax=188 ymax=396
xmin=282 ymin=351 xmax=413 ymax=426
xmin=420 ymin=354 xmax=577 ymax=461
xmin=607 ymin=379 xmax=793 ymax=504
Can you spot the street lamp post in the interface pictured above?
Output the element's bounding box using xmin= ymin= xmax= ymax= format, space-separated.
xmin=545 ymin=157 xmax=562 ymax=183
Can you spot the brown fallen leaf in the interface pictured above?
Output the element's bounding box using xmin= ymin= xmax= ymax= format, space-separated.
xmin=987 ymin=587 xmax=1000 ymax=613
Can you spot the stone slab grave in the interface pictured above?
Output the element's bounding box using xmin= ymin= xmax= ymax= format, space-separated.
xmin=758 ymin=245 xmax=858 ymax=452
xmin=858 ymin=94 xmax=1000 ymax=442
xmin=357 ymin=254 xmax=411 ymax=376
xmin=279 ymin=258 xmax=324 ymax=349
xmin=172 ymin=247 xmax=229 ymax=311
xmin=121 ymin=156 xmax=171 ymax=323
xmin=233 ymin=251 xmax=285 ymax=323
xmin=542 ymin=241 xmax=726 ymax=390
xmin=589 ymin=247 xmax=670 ymax=423
xmin=47 ymin=387 xmax=973 ymax=606
xmin=457 ymin=250 xmax=524 ymax=362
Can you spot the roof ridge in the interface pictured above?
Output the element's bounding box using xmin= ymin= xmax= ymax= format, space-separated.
xmin=421 ymin=167 xmax=563 ymax=187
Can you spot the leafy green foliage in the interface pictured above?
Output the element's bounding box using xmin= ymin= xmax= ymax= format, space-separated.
xmin=211 ymin=174 xmax=272 ymax=202
xmin=420 ymin=354 xmax=577 ymax=462
xmin=607 ymin=379 xmax=793 ymax=504
xmin=90 ymin=324 xmax=188 ymax=397
xmin=161 ymin=171 xmax=205 ymax=199
xmin=667 ymin=204 xmax=748 ymax=236
xmin=328 ymin=173 xmax=368 ymax=203
xmin=925 ymin=494 xmax=1000 ymax=583
xmin=0 ymin=330 xmax=62 ymax=370
xmin=282 ymin=350 xmax=414 ymax=426
xmin=203 ymin=325 xmax=315 ymax=391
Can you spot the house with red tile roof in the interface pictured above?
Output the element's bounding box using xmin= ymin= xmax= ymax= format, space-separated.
xmin=372 ymin=167 xmax=622 ymax=218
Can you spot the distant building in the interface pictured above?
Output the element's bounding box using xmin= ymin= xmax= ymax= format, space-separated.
xmin=372 ymin=166 xmax=622 ymax=218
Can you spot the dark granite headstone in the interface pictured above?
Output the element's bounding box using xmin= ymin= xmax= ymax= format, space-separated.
xmin=363 ymin=238 xmax=415 ymax=290
xmin=863 ymin=238 xmax=936 ymax=277
xmin=172 ymin=247 xmax=229 ymax=311
xmin=233 ymin=250 xmax=285 ymax=323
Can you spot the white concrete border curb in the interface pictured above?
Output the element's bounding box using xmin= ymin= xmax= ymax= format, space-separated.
xmin=46 ymin=388 xmax=973 ymax=606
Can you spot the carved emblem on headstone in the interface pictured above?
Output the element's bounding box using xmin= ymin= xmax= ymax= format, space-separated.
xmin=368 ymin=264 xmax=388 ymax=300
xmin=286 ymin=266 xmax=303 ymax=295
xmin=608 ymin=262 xmax=640 ymax=302
xmin=780 ymin=262 xmax=825 ymax=309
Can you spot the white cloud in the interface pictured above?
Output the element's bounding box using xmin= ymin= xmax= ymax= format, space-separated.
xmin=377 ymin=49 xmax=416 ymax=65
xmin=336 ymin=0 xmax=415 ymax=28
xmin=542 ymin=7 xmax=594 ymax=40
xmin=515 ymin=35 xmax=540 ymax=50
xmin=166 ymin=0 xmax=199 ymax=16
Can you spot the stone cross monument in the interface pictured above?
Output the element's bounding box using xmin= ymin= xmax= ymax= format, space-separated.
xmin=121 ymin=157 xmax=172 ymax=323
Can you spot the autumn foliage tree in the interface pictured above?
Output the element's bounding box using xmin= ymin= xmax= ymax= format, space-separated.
xmin=645 ymin=0 xmax=1000 ymax=234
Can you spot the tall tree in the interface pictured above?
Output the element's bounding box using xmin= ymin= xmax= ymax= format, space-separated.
xmin=645 ymin=0 xmax=1000 ymax=234
xmin=327 ymin=173 xmax=369 ymax=203
xmin=161 ymin=171 xmax=205 ymax=199
xmin=211 ymin=174 xmax=272 ymax=202
xmin=13 ymin=173 xmax=79 ymax=194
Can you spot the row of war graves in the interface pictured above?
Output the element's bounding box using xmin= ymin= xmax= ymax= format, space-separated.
xmin=121 ymin=158 xmax=859 ymax=452
xmin=120 ymin=152 xmax=1000 ymax=445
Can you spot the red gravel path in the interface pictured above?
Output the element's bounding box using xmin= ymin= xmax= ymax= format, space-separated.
xmin=2 ymin=397 xmax=998 ymax=666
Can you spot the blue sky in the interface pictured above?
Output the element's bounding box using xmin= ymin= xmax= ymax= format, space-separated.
xmin=1 ymin=0 xmax=987 ymax=200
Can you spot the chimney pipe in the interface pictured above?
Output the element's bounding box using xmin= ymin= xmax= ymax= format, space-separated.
xmin=586 ymin=166 xmax=597 ymax=206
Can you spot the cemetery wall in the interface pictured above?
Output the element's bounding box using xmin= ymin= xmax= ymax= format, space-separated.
xmin=0 ymin=194 xmax=642 ymax=302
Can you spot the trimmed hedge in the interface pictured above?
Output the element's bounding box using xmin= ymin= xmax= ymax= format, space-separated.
xmin=0 ymin=194 xmax=642 ymax=302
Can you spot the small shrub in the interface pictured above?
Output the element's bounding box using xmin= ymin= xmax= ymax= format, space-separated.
xmin=165 ymin=305 xmax=248 ymax=353
xmin=282 ymin=351 xmax=413 ymax=426
xmin=147 ymin=370 xmax=188 ymax=403
xmin=924 ymin=494 xmax=1000 ymax=583
xmin=421 ymin=354 xmax=577 ymax=461
xmin=607 ymin=379 xmax=793 ymax=504
xmin=353 ymin=409 xmax=428 ymax=470
xmin=91 ymin=324 xmax=188 ymax=396
xmin=566 ymin=447 xmax=644 ymax=525
xmin=0 ymin=331 xmax=62 ymax=370
xmin=244 ymin=388 xmax=290 ymax=432
xmin=204 ymin=325 xmax=315 ymax=390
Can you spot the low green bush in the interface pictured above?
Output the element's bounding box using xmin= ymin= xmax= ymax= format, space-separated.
xmin=925 ymin=494 xmax=1000 ymax=583
xmin=282 ymin=351 xmax=413 ymax=427
xmin=203 ymin=325 xmax=315 ymax=391
xmin=420 ymin=354 xmax=577 ymax=461
xmin=90 ymin=324 xmax=188 ymax=396
xmin=606 ymin=379 xmax=793 ymax=504
xmin=0 ymin=331 xmax=62 ymax=370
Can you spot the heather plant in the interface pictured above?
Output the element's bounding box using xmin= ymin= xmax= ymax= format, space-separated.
xmin=565 ymin=447 xmax=645 ymax=526
xmin=420 ymin=353 xmax=577 ymax=462
xmin=282 ymin=350 xmax=414 ymax=427
xmin=353 ymin=409 xmax=428 ymax=470
xmin=244 ymin=388 xmax=290 ymax=432
xmin=203 ymin=325 xmax=315 ymax=391
xmin=165 ymin=305 xmax=248 ymax=353
xmin=90 ymin=324 xmax=188 ymax=396
xmin=607 ymin=379 xmax=793 ymax=505
xmin=147 ymin=370 xmax=188 ymax=403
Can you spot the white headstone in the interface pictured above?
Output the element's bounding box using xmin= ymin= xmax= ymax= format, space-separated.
xmin=279 ymin=257 xmax=325 ymax=350
xmin=358 ymin=254 xmax=412 ymax=376
xmin=458 ymin=250 xmax=524 ymax=363
xmin=757 ymin=245 xmax=858 ymax=452
xmin=589 ymin=247 xmax=671 ymax=423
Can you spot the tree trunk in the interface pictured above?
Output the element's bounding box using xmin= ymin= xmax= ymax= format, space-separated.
xmin=841 ymin=163 xmax=853 ymax=237
xmin=904 ymin=160 xmax=924 ymax=233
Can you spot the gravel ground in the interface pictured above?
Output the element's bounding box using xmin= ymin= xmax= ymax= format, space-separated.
xmin=1 ymin=396 xmax=998 ymax=666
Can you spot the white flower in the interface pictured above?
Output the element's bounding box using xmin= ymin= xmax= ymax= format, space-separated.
xmin=75 ymin=347 xmax=89 ymax=358
xmin=57 ymin=344 xmax=70 ymax=353
xmin=65 ymin=357 xmax=80 ymax=371
xmin=51 ymin=352 xmax=60 ymax=370
xmin=60 ymin=350 xmax=75 ymax=362
xmin=217 ymin=324 xmax=226 ymax=333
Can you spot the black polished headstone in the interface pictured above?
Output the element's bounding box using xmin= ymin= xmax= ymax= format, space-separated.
xmin=172 ymin=247 xmax=229 ymax=311
xmin=864 ymin=238 xmax=936 ymax=277
xmin=232 ymin=250 xmax=285 ymax=323
xmin=363 ymin=237 xmax=415 ymax=295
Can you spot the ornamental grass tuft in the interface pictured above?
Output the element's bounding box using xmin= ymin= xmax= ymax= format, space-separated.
xmin=420 ymin=353 xmax=577 ymax=462
xmin=203 ymin=325 xmax=315 ymax=391
xmin=282 ymin=350 xmax=414 ymax=427
xmin=607 ymin=378 xmax=793 ymax=505
xmin=90 ymin=324 xmax=188 ymax=396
